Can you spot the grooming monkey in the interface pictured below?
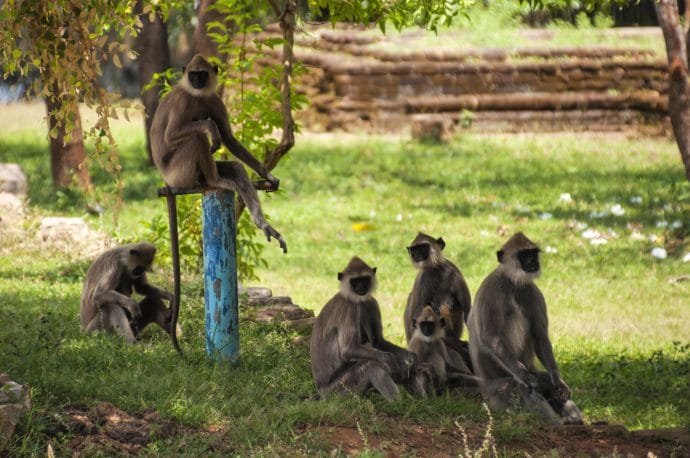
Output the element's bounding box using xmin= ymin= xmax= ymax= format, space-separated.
xmin=468 ymin=232 xmax=583 ymax=424
xmin=404 ymin=232 xmax=473 ymax=370
xmin=80 ymin=242 xmax=175 ymax=344
xmin=310 ymin=257 xmax=430 ymax=400
xmin=150 ymin=54 xmax=287 ymax=253
xmin=408 ymin=305 xmax=479 ymax=393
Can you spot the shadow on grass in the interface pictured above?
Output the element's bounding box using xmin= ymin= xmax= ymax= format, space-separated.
xmin=560 ymin=342 xmax=690 ymax=426
xmin=1 ymin=284 xmax=687 ymax=432
xmin=0 ymin=137 xmax=162 ymax=212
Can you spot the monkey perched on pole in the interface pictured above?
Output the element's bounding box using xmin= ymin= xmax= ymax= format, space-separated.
xmin=468 ymin=232 xmax=583 ymax=424
xmin=149 ymin=53 xmax=287 ymax=253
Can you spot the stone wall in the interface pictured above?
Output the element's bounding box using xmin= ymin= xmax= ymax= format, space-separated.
xmin=265 ymin=27 xmax=670 ymax=134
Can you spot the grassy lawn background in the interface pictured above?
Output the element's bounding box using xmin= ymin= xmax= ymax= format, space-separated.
xmin=0 ymin=95 xmax=688 ymax=454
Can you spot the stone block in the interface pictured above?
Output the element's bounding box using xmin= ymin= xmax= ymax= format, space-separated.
xmin=0 ymin=164 xmax=27 ymax=196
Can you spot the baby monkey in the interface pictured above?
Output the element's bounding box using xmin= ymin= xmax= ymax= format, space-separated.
xmin=409 ymin=305 xmax=478 ymax=393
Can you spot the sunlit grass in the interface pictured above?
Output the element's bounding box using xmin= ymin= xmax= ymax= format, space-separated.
xmin=0 ymin=102 xmax=688 ymax=454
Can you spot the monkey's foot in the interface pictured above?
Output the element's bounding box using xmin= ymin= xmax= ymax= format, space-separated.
xmin=262 ymin=224 xmax=288 ymax=253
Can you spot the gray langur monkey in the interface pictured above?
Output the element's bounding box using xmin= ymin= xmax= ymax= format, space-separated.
xmin=404 ymin=232 xmax=473 ymax=371
xmin=80 ymin=242 xmax=176 ymax=344
xmin=150 ymin=54 xmax=286 ymax=253
xmin=310 ymin=256 xmax=430 ymax=400
xmin=467 ymin=232 xmax=583 ymax=424
xmin=408 ymin=305 xmax=479 ymax=393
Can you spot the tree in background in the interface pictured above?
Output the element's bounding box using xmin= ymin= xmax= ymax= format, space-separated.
xmin=655 ymin=0 xmax=690 ymax=181
xmin=0 ymin=1 xmax=137 ymax=191
xmin=135 ymin=0 xmax=172 ymax=164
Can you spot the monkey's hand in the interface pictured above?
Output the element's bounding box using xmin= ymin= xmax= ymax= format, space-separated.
xmin=208 ymin=121 xmax=221 ymax=152
xmin=265 ymin=173 xmax=280 ymax=192
xmin=555 ymin=377 xmax=572 ymax=400
xmin=162 ymin=291 xmax=175 ymax=304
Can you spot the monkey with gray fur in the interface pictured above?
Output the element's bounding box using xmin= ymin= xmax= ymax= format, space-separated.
xmin=80 ymin=242 xmax=175 ymax=344
xmin=310 ymin=256 xmax=430 ymax=400
xmin=150 ymin=54 xmax=286 ymax=253
xmin=404 ymin=232 xmax=473 ymax=371
xmin=467 ymin=232 xmax=583 ymax=424
xmin=409 ymin=305 xmax=479 ymax=393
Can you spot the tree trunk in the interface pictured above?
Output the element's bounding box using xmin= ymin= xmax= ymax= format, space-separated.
xmin=194 ymin=0 xmax=223 ymax=57
xmin=655 ymin=0 xmax=690 ymax=180
xmin=45 ymin=88 xmax=91 ymax=189
xmin=135 ymin=1 xmax=171 ymax=164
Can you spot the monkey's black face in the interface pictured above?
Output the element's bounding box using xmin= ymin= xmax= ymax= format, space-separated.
xmin=419 ymin=320 xmax=435 ymax=337
xmin=349 ymin=275 xmax=372 ymax=296
xmin=407 ymin=243 xmax=430 ymax=263
xmin=131 ymin=265 xmax=146 ymax=278
xmin=517 ymin=248 xmax=540 ymax=273
xmin=187 ymin=70 xmax=209 ymax=89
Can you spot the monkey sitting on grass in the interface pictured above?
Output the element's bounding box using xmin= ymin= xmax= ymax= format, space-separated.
xmin=310 ymin=256 xmax=432 ymax=399
xmin=468 ymin=232 xmax=583 ymax=424
xmin=80 ymin=242 xmax=176 ymax=344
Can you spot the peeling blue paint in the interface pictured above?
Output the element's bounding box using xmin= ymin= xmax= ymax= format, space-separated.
xmin=202 ymin=190 xmax=239 ymax=365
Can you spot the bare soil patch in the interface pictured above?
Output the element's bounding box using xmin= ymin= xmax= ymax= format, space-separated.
xmin=314 ymin=421 xmax=688 ymax=457
xmin=47 ymin=403 xmax=688 ymax=456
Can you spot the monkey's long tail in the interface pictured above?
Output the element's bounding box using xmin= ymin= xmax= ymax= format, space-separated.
xmin=167 ymin=191 xmax=184 ymax=356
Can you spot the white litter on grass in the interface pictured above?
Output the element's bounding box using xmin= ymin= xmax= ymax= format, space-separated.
xmin=582 ymin=228 xmax=608 ymax=245
xmin=589 ymin=210 xmax=609 ymax=219
xmin=671 ymin=220 xmax=683 ymax=229
xmin=610 ymin=204 xmax=625 ymax=216
xmin=630 ymin=196 xmax=643 ymax=204
xmin=544 ymin=246 xmax=558 ymax=254
xmin=683 ymin=253 xmax=690 ymax=263
xmin=656 ymin=221 xmax=668 ymax=228
xmin=574 ymin=221 xmax=588 ymax=231
xmin=395 ymin=213 xmax=403 ymax=222
xmin=651 ymin=247 xmax=668 ymax=259
xmin=648 ymin=234 xmax=659 ymax=243
xmin=480 ymin=230 xmax=490 ymax=237
xmin=581 ymin=229 xmax=600 ymax=239
xmin=559 ymin=193 xmax=573 ymax=203
xmin=539 ymin=212 xmax=553 ymax=220
xmin=630 ymin=231 xmax=645 ymax=241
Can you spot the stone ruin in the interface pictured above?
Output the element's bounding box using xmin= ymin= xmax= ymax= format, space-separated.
xmin=0 ymin=374 xmax=31 ymax=451
xmin=253 ymin=25 xmax=669 ymax=138
xmin=240 ymin=286 xmax=315 ymax=346
xmin=0 ymin=163 xmax=111 ymax=257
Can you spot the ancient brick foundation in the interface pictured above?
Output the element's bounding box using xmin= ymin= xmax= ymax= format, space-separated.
xmin=262 ymin=26 xmax=670 ymax=135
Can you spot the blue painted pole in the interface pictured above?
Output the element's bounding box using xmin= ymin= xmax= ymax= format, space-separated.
xmin=202 ymin=189 xmax=239 ymax=365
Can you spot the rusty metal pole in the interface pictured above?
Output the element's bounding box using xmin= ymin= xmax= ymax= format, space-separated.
xmin=201 ymin=189 xmax=239 ymax=364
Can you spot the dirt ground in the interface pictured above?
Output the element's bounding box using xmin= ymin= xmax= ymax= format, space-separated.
xmin=50 ymin=403 xmax=688 ymax=456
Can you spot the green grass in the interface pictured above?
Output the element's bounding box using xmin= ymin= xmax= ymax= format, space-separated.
xmin=365 ymin=0 xmax=665 ymax=54
xmin=1 ymin=104 xmax=689 ymax=454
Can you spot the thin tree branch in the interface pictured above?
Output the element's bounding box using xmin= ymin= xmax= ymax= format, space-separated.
xmin=264 ymin=0 xmax=297 ymax=172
